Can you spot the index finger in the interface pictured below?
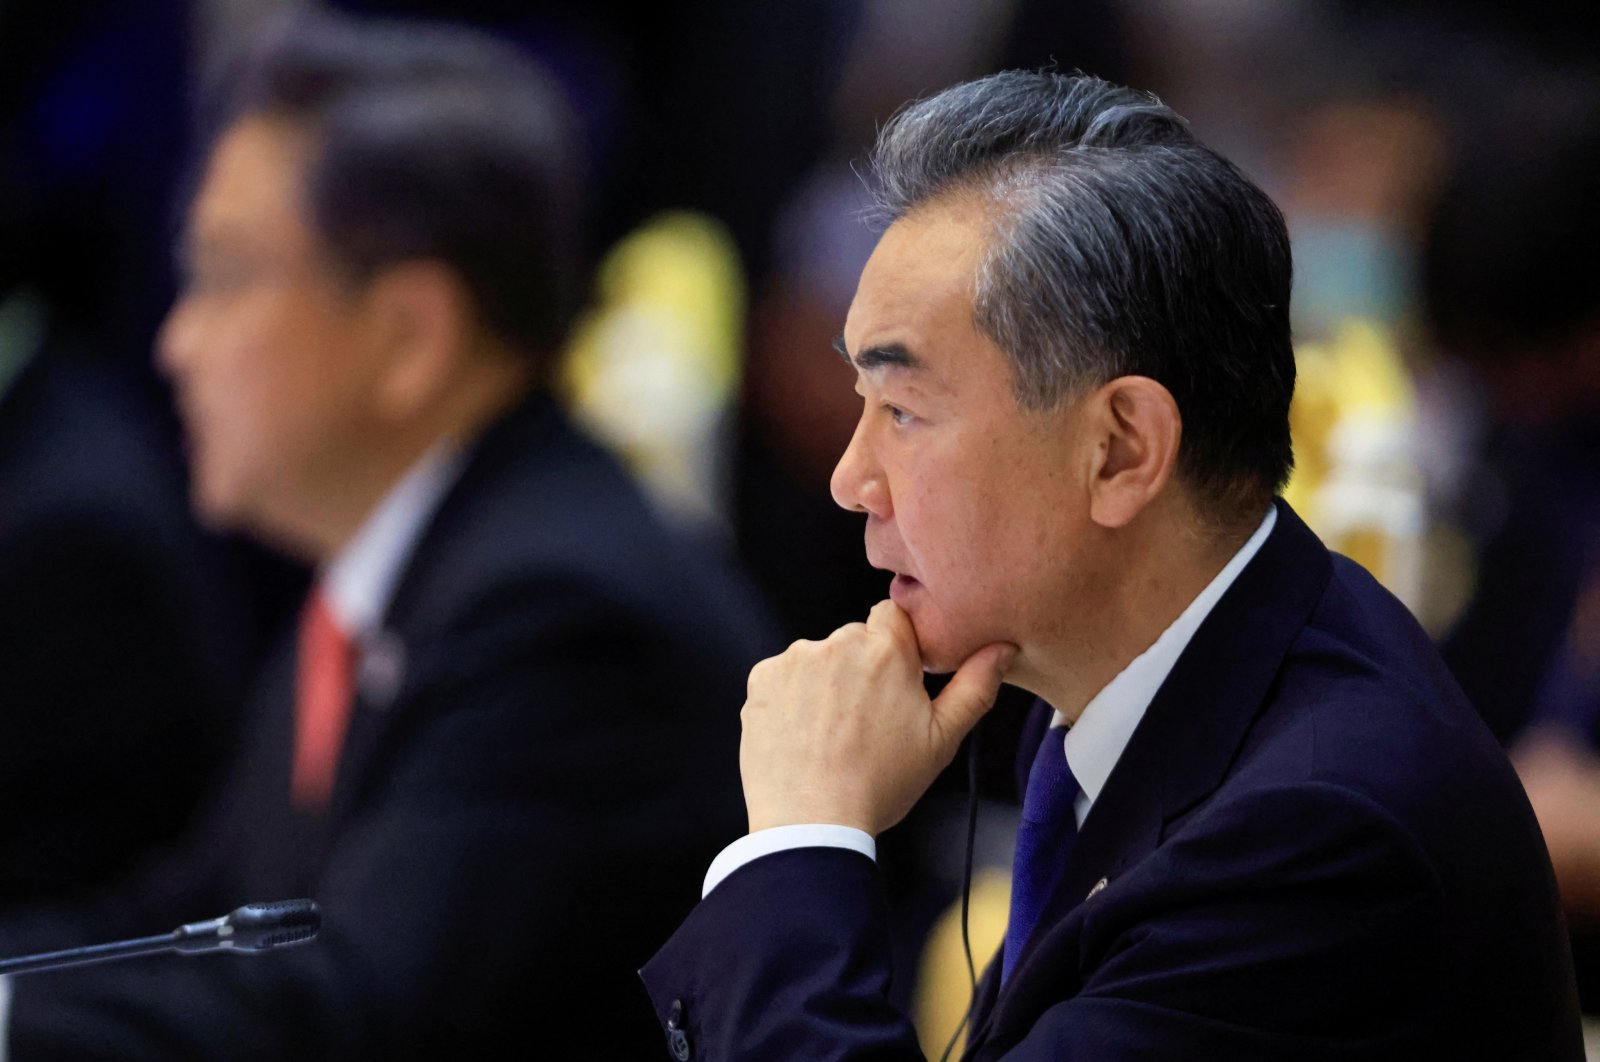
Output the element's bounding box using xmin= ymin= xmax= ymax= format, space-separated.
xmin=865 ymin=599 xmax=919 ymax=654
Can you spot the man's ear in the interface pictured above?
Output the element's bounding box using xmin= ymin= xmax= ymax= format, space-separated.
xmin=1083 ymin=375 xmax=1181 ymax=529
xmin=363 ymin=260 xmax=471 ymax=421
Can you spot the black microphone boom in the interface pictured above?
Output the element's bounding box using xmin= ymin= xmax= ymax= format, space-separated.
xmin=0 ymin=900 xmax=321 ymax=976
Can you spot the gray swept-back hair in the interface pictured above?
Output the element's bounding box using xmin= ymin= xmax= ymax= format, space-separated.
xmin=869 ymin=71 xmax=1295 ymax=523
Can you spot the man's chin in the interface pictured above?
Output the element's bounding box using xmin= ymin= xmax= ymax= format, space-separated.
xmin=190 ymin=476 xmax=246 ymax=532
xmin=192 ymin=479 xmax=285 ymax=550
xmin=909 ymin=617 xmax=1014 ymax=677
xmin=910 ymin=631 xmax=980 ymax=677
xmin=189 ymin=487 xmax=233 ymax=530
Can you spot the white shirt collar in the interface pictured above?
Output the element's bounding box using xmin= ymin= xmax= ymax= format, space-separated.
xmin=320 ymin=442 xmax=465 ymax=640
xmin=1054 ymin=504 xmax=1278 ymax=826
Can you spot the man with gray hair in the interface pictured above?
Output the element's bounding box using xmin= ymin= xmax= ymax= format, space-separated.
xmin=640 ymin=71 xmax=1581 ymax=1060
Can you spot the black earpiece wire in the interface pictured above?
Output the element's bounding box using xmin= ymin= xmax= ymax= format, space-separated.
xmin=937 ymin=716 xmax=983 ymax=1062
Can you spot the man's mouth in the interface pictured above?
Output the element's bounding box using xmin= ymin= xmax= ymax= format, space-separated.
xmin=866 ymin=544 xmax=921 ymax=602
xmin=889 ymin=572 xmax=921 ymax=605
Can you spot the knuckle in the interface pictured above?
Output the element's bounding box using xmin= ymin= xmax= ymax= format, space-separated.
xmin=828 ymin=622 xmax=867 ymax=641
xmin=747 ymin=657 xmax=775 ymax=692
xmin=866 ymin=635 xmax=896 ymax=667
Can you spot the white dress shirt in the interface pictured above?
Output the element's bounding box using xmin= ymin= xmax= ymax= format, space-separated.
xmin=320 ymin=442 xmax=464 ymax=640
xmin=702 ymin=506 xmax=1278 ymax=898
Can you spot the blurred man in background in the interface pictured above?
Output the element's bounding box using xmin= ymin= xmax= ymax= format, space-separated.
xmin=0 ymin=11 xmax=768 ymax=1058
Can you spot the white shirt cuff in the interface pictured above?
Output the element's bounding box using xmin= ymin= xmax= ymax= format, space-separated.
xmin=702 ymin=824 xmax=876 ymax=897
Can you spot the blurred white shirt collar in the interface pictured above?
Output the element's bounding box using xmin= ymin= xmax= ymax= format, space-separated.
xmin=321 ymin=442 xmax=464 ymax=639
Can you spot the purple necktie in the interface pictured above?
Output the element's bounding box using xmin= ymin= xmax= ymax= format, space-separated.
xmin=1002 ymin=725 xmax=1078 ymax=983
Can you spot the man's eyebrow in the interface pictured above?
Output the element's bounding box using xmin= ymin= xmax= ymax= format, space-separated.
xmin=830 ymin=333 xmax=925 ymax=372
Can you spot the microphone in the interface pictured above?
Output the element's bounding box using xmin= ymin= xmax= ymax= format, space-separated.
xmin=0 ymin=900 xmax=321 ymax=976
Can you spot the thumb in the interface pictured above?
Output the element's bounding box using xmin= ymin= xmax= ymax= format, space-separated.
xmin=930 ymin=641 xmax=1018 ymax=744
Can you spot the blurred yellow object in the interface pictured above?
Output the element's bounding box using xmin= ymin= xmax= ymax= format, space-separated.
xmin=913 ymin=868 xmax=1011 ymax=1058
xmin=1285 ymin=319 xmax=1425 ymax=609
xmin=561 ymin=211 xmax=745 ymax=529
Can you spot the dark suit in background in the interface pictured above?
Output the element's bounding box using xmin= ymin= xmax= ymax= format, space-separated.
xmin=0 ymin=394 xmax=770 ymax=1059
xmin=643 ymin=503 xmax=1582 ymax=1060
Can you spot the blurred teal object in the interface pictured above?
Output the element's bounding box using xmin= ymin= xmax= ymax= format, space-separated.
xmin=1291 ymin=221 xmax=1412 ymax=338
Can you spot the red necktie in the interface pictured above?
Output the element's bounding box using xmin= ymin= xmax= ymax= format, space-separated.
xmin=291 ymin=588 xmax=357 ymax=811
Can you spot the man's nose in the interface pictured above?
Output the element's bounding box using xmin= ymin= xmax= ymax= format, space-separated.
xmin=829 ymin=416 xmax=890 ymax=518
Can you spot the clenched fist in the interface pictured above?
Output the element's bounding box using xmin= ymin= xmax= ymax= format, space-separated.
xmin=740 ymin=600 xmax=1017 ymax=836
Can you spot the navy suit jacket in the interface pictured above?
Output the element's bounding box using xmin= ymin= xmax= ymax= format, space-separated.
xmin=0 ymin=392 xmax=772 ymax=1059
xmin=641 ymin=501 xmax=1582 ymax=1060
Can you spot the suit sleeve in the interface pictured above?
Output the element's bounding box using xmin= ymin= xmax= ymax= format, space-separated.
xmin=642 ymin=846 xmax=925 ymax=1060
xmin=641 ymin=782 xmax=1448 ymax=1061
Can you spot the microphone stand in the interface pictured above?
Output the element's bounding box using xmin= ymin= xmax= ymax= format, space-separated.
xmin=0 ymin=900 xmax=322 ymax=977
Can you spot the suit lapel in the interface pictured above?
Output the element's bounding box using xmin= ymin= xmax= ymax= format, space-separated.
xmin=321 ymin=392 xmax=563 ymax=818
xmin=325 ymin=630 xmax=409 ymax=817
xmin=965 ymin=502 xmax=1333 ymax=1057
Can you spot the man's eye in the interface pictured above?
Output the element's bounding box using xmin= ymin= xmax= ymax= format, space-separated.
xmin=885 ymin=404 xmax=911 ymax=426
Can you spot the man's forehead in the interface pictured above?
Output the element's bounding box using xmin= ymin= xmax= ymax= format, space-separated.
xmin=839 ymin=206 xmax=991 ymax=381
xmin=185 ymin=118 xmax=316 ymax=248
xmin=854 ymin=203 xmax=985 ymax=303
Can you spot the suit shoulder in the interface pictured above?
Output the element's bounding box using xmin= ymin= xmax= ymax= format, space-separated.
xmin=1258 ymin=554 xmax=1499 ymax=785
xmin=1230 ymin=552 xmax=1556 ymax=922
xmin=389 ymin=406 xmax=774 ymax=663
